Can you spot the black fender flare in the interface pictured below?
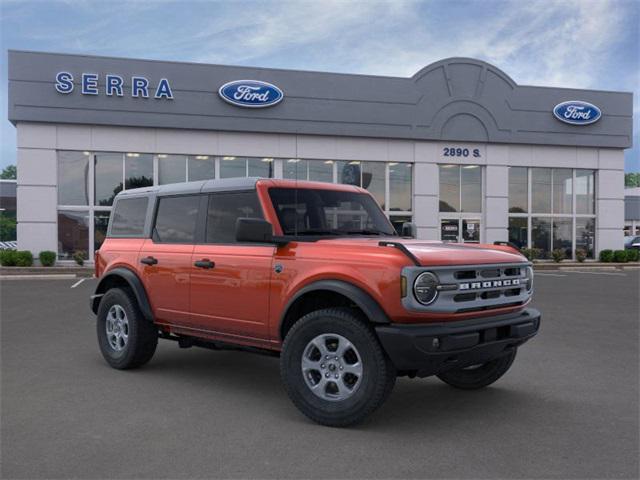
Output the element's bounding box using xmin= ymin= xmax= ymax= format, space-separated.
xmin=91 ymin=267 xmax=154 ymax=321
xmin=280 ymin=279 xmax=391 ymax=337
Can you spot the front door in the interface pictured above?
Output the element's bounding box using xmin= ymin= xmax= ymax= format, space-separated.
xmin=138 ymin=194 xmax=201 ymax=325
xmin=189 ymin=191 xmax=274 ymax=344
xmin=440 ymin=217 xmax=482 ymax=243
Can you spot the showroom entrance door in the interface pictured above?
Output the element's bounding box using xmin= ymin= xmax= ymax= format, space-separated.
xmin=440 ymin=217 xmax=481 ymax=243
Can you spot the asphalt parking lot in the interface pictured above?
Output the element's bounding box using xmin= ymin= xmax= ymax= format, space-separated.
xmin=1 ymin=270 xmax=639 ymax=479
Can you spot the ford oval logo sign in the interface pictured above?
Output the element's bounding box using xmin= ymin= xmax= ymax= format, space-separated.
xmin=218 ymin=80 xmax=283 ymax=108
xmin=553 ymin=100 xmax=601 ymax=125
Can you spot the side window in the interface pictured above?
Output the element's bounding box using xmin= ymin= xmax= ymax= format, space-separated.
xmin=206 ymin=191 xmax=263 ymax=243
xmin=110 ymin=197 xmax=148 ymax=237
xmin=153 ymin=195 xmax=200 ymax=243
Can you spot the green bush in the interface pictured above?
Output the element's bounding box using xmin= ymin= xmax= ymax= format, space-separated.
xmin=626 ymin=249 xmax=639 ymax=262
xmin=39 ymin=250 xmax=57 ymax=267
xmin=551 ymin=249 xmax=565 ymax=263
xmin=613 ymin=250 xmax=628 ymax=263
xmin=14 ymin=250 xmax=34 ymax=267
xmin=599 ymin=249 xmax=614 ymax=262
xmin=0 ymin=249 xmax=18 ymax=266
xmin=575 ymin=249 xmax=587 ymax=263
xmin=73 ymin=250 xmax=87 ymax=266
xmin=520 ymin=248 xmax=533 ymax=260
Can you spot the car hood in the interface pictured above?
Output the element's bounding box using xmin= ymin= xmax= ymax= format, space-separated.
xmin=316 ymin=237 xmax=527 ymax=266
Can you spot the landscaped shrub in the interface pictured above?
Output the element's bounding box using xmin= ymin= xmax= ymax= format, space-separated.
xmin=39 ymin=250 xmax=57 ymax=267
xmin=14 ymin=250 xmax=34 ymax=267
xmin=626 ymin=249 xmax=639 ymax=262
xmin=551 ymin=249 xmax=565 ymax=263
xmin=73 ymin=250 xmax=87 ymax=266
xmin=532 ymin=248 xmax=545 ymax=260
xmin=613 ymin=250 xmax=628 ymax=263
xmin=599 ymin=249 xmax=614 ymax=262
xmin=575 ymin=249 xmax=587 ymax=263
xmin=520 ymin=248 xmax=534 ymax=260
xmin=0 ymin=249 xmax=18 ymax=266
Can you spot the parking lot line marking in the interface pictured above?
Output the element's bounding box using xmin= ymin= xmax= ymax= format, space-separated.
xmin=568 ymin=270 xmax=626 ymax=276
xmin=70 ymin=278 xmax=86 ymax=288
xmin=535 ymin=272 xmax=567 ymax=277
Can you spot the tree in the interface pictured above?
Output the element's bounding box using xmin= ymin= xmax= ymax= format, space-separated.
xmin=1 ymin=165 xmax=16 ymax=179
xmin=625 ymin=172 xmax=640 ymax=188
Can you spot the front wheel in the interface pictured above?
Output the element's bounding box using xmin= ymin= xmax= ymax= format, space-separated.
xmin=280 ymin=308 xmax=396 ymax=427
xmin=436 ymin=348 xmax=517 ymax=390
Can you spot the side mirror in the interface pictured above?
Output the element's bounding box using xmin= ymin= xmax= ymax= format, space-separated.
xmin=236 ymin=218 xmax=274 ymax=243
xmin=401 ymin=222 xmax=416 ymax=238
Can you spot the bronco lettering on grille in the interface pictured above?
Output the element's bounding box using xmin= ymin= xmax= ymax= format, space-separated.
xmin=459 ymin=279 xmax=520 ymax=290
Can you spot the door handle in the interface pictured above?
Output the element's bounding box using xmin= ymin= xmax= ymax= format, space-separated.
xmin=194 ymin=259 xmax=215 ymax=269
xmin=140 ymin=256 xmax=158 ymax=266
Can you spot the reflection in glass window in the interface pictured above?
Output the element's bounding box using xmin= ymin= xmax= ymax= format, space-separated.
xmin=508 ymin=217 xmax=528 ymax=249
xmin=531 ymin=217 xmax=551 ymax=259
xmin=206 ymin=192 xmax=263 ymax=244
xmin=362 ymin=162 xmax=386 ymax=209
xmin=531 ymin=168 xmax=552 ymax=213
xmin=125 ymin=153 xmax=153 ymax=190
xmin=576 ymin=170 xmax=595 ymax=214
xmin=338 ymin=161 xmax=361 ymax=186
xmin=462 ymin=219 xmax=480 ymax=242
xmin=158 ymin=154 xmax=186 ymax=185
xmin=188 ymin=155 xmax=215 ymax=181
xmin=508 ymin=167 xmax=528 ymax=213
xmin=553 ymin=169 xmax=572 ymax=214
xmin=576 ymin=218 xmax=595 ymax=258
xmin=94 ymin=211 xmax=110 ymax=252
xmin=439 ymin=165 xmax=459 ymax=212
xmin=111 ymin=197 xmax=148 ymax=237
xmin=389 ymin=163 xmax=412 ymax=212
xmin=153 ymin=195 xmax=200 ymax=243
xmin=58 ymin=210 xmax=89 ymax=259
xmin=95 ymin=153 xmax=123 ymax=207
xmin=220 ymin=156 xmax=246 ymax=178
xmin=461 ymin=165 xmax=482 ymax=213
xmin=389 ymin=215 xmax=412 ymax=236
xmin=284 ymin=159 xmax=307 ymax=179
xmin=552 ymin=217 xmax=572 ymax=257
xmin=58 ymin=151 xmax=90 ymax=206
xmin=248 ymin=158 xmax=273 ymax=178
xmin=309 ymin=160 xmax=333 ymax=183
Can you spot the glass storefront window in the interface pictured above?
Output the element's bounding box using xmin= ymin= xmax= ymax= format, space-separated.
xmin=95 ymin=153 xmax=123 ymax=207
xmin=248 ymin=158 xmax=273 ymax=178
xmin=220 ymin=156 xmax=246 ymax=178
xmin=531 ymin=168 xmax=552 ymax=213
xmin=553 ymin=169 xmax=572 ymax=214
xmin=188 ymin=155 xmax=215 ymax=181
xmin=58 ymin=210 xmax=89 ymax=260
xmin=338 ymin=161 xmax=361 ymax=186
xmin=439 ymin=165 xmax=459 ymax=212
xmin=576 ymin=170 xmax=595 ymax=214
xmin=576 ymin=218 xmax=595 ymax=258
xmin=309 ymin=160 xmax=333 ymax=182
xmin=531 ymin=217 xmax=551 ymax=259
xmin=94 ymin=211 xmax=111 ymax=252
xmin=462 ymin=219 xmax=480 ymax=242
xmin=124 ymin=153 xmax=153 ymax=190
xmin=508 ymin=217 xmax=528 ymax=249
xmin=284 ymin=159 xmax=306 ymax=180
xmin=158 ymin=154 xmax=186 ymax=185
xmin=440 ymin=218 xmax=460 ymax=242
xmin=552 ymin=217 xmax=572 ymax=258
xmin=461 ymin=165 xmax=482 ymax=213
xmin=362 ymin=161 xmax=386 ymax=209
xmin=508 ymin=167 xmax=528 ymax=213
xmin=58 ymin=151 xmax=90 ymax=205
xmin=389 ymin=215 xmax=412 ymax=236
xmin=389 ymin=163 xmax=412 ymax=212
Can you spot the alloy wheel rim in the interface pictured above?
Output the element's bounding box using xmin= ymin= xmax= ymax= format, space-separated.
xmin=301 ymin=333 xmax=363 ymax=402
xmin=105 ymin=304 xmax=129 ymax=352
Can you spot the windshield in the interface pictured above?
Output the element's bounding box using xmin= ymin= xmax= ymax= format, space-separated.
xmin=268 ymin=187 xmax=396 ymax=237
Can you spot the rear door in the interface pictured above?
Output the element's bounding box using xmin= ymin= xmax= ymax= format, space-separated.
xmin=138 ymin=194 xmax=202 ymax=325
xmin=190 ymin=190 xmax=274 ymax=344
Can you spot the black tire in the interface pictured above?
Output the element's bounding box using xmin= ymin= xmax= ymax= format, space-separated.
xmin=96 ymin=287 xmax=158 ymax=370
xmin=280 ymin=307 xmax=396 ymax=427
xmin=436 ymin=348 xmax=517 ymax=390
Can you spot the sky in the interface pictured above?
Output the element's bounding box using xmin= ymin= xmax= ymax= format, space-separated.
xmin=0 ymin=0 xmax=638 ymax=172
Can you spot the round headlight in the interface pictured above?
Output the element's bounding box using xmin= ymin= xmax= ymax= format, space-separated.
xmin=413 ymin=272 xmax=439 ymax=305
xmin=525 ymin=266 xmax=534 ymax=293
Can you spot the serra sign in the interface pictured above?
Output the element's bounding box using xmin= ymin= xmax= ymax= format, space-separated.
xmin=55 ymin=72 xmax=174 ymax=99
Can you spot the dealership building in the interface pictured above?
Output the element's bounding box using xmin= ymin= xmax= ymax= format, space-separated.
xmin=7 ymin=50 xmax=633 ymax=262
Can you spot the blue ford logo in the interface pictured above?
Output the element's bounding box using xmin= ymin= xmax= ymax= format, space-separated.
xmin=553 ymin=100 xmax=601 ymax=125
xmin=218 ymin=80 xmax=283 ymax=108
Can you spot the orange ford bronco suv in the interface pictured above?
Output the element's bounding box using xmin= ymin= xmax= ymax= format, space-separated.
xmin=91 ymin=177 xmax=540 ymax=427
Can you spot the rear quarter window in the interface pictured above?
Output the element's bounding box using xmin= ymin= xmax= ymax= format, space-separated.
xmin=110 ymin=197 xmax=149 ymax=237
xmin=153 ymin=195 xmax=200 ymax=244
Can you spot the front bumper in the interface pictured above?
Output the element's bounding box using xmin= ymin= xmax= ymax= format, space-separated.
xmin=375 ymin=308 xmax=541 ymax=377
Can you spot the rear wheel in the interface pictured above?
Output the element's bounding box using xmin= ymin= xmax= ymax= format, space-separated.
xmin=96 ymin=288 xmax=158 ymax=369
xmin=436 ymin=348 xmax=517 ymax=390
xmin=280 ymin=308 xmax=396 ymax=427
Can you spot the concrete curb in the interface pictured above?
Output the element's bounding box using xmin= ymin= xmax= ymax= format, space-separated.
xmin=0 ymin=267 xmax=94 ymax=277
xmin=533 ymin=262 xmax=639 ymax=270
xmin=0 ymin=274 xmax=80 ymax=280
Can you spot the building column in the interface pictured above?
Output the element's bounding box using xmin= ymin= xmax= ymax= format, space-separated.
xmin=595 ymin=149 xmax=625 ymax=253
xmin=484 ymin=165 xmax=509 ymax=243
xmin=413 ymin=142 xmax=439 ymax=240
xmin=16 ymin=123 xmax=58 ymax=258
